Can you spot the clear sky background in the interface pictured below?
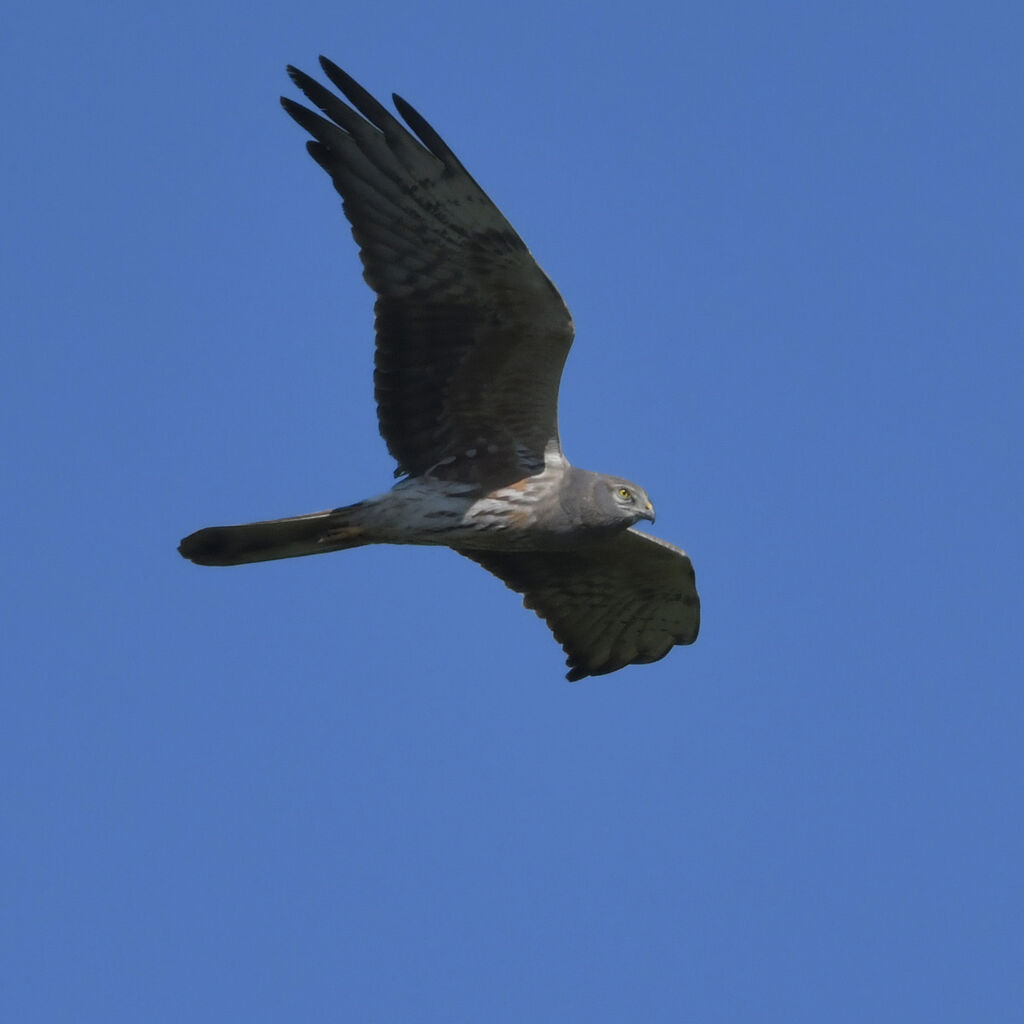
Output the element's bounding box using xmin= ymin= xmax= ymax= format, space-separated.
xmin=3 ymin=1 xmax=1022 ymax=1021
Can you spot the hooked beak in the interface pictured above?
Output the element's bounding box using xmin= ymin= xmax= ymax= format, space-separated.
xmin=640 ymin=502 xmax=656 ymax=524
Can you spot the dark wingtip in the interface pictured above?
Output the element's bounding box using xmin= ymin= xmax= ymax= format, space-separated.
xmin=319 ymin=55 xmax=355 ymax=93
xmin=279 ymin=97 xmax=314 ymax=138
xmin=281 ymin=61 xmax=308 ymax=117
xmin=391 ymin=93 xmax=414 ymax=124
xmin=318 ymin=54 xmax=343 ymax=79
xmin=565 ymin=662 xmax=588 ymax=682
xmin=179 ymin=527 xmax=234 ymax=566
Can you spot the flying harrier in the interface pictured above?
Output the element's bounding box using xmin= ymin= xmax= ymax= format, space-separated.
xmin=179 ymin=58 xmax=700 ymax=680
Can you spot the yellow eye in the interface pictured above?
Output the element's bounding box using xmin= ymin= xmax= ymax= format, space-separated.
xmin=617 ymin=487 xmax=632 ymax=500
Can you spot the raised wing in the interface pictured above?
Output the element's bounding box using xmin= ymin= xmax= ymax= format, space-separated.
xmin=461 ymin=529 xmax=700 ymax=681
xmin=282 ymin=59 xmax=574 ymax=484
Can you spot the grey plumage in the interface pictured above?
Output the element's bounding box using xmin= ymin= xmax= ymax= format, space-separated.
xmin=179 ymin=59 xmax=699 ymax=680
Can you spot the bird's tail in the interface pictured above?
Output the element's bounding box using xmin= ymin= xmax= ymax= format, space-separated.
xmin=178 ymin=503 xmax=371 ymax=566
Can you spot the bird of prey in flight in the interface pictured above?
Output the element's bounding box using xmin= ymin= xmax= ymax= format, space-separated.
xmin=179 ymin=58 xmax=699 ymax=680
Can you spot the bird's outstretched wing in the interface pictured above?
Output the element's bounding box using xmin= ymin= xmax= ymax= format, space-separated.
xmin=460 ymin=529 xmax=700 ymax=681
xmin=282 ymin=59 xmax=574 ymax=485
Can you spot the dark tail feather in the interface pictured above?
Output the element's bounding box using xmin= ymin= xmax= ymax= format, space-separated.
xmin=178 ymin=505 xmax=370 ymax=566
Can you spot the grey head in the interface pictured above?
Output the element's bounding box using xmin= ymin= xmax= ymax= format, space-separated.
xmin=559 ymin=468 xmax=656 ymax=536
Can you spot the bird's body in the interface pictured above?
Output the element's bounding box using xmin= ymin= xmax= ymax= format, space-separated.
xmin=179 ymin=59 xmax=699 ymax=680
xmin=185 ymin=449 xmax=654 ymax=563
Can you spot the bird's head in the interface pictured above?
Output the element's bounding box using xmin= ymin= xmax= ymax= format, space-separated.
xmin=596 ymin=476 xmax=656 ymax=527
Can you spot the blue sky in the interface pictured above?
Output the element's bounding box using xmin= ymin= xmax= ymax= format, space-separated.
xmin=4 ymin=1 xmax=1022 ymax=1020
